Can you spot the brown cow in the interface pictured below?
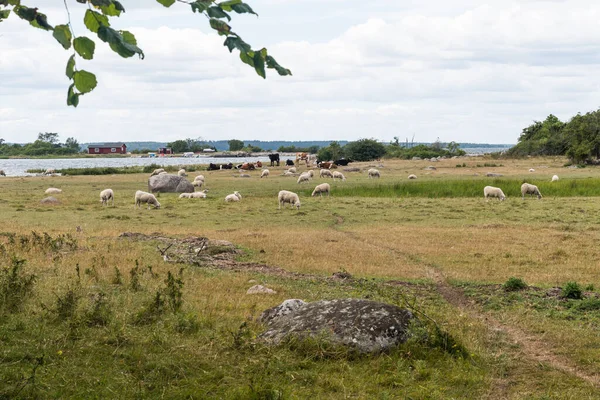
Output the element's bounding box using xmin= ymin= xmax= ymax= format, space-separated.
xmin=239 ymin=163 xmax=256 ymax=170
xmin=256 ymin=161 xmax=262 ymax=168
xmin=295 ymin=152 xmax=308 ymax=165
xmin=318 ymin=161 xmax=333 ymax=169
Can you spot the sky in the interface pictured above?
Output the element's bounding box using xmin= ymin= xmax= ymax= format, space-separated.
xmin=1 ymin=0 xmax=600 ymax=145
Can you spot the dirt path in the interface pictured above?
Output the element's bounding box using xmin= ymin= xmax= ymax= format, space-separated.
xmin=328 ymin=213 xmax=600 ymax=393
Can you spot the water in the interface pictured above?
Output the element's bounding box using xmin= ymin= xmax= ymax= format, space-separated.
xmin=0 ymin=156 xmax=275 ymax=177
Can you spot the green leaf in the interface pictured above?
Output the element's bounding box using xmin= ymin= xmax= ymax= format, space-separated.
xmin=209 ymin=18 xmax=231 ymax=36
xmin=73 ymin=36 xmax=95 ymax=60
xmin=253 ymin=51 xmax=265 ymax=78
xmin=8 ymin=0 xmax=21 ymax=5
xmin=67 ymin=83 xmax=80 ymax=107
xmin=0 ymin=9 xmax=11 ymax=21
xmin=66 ymin=54 xmax=76 ymax=79
xmin=84 ymin=9 xmax=109 ymax=33
xmin=14 ymin=5 xmax=36 ymax=21
xmin=266 ymin=55 xmax=292 ymax=76
xmin=73 ymin=70 xmax=97 ymax=94
xmin=31 ymin=12 xmax=53 ymax=31
xmin=90 ymin=0 xmax=111 ymax=6
xmin=231 ymin=3 xmax=257 ymax=16
xmin=223 ymin=36 xmax=250 ymax=53
xmin=52 ymin=24 xmax=72 ymax=50
xmin=156 ymin=0 xmax=175 ymax=7
xmin=113 ymin=1 xmax=125 ymax=13
xmin=207 ymin=6 xmax=230 ymax=21
xmin=99 ymin=3 xmax=122 ymax=17
xmin=218 ymin=0 xmax=241 ymax=10
xmin=190 ymin=0 xmax=212 ymax=13
xmin=120 ymin=30 xmax=137 ymax=45
xmin=97 ymin=26 xmax=144 ymax=59
xmin=239 ymin=50 xmax=254 ymax=67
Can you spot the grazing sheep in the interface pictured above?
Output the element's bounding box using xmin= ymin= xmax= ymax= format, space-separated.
xmin=368 ymin=168 xmax=380 ymax=179
xmin=225 ymin=191 xmax=242 ymax=202
xmin=278 ymin=190 xmax=301 ymax=209
xmin=45 ymin=188 xmax=62 ymax=195
xmin=150 ymin=168 xmax=165 ymax=176
xmin=100 ymin=188 xmax=114 ymax=206
xmin=307 ymin=170 xmax=314 ymax=178
xmin=260 ymin=169 xmax=270 ymax=178
xmin=287 ymin=167 xmax=297 ymax=174
xmin=312 ymin=183 xmax=330 ymax=197
xmin=332 ymin=171 xmax=346 ymax=181
xmin=193 ymin=174 xmax=205 ymax=182
xmin=44 ymin=168 xmax=56 ymax=175
xmin=408 ymin=174 xmax=417 ymax=180
xmin=484 ymin=186 xmax=506 ymax=201
xmin=529 ymin=168 xmax=535 ymax=172
xmin=552 ymin=175 xmax=559 ymax=182
xmin=135 ymin=190 xmax=161 ymax=209
xmin=192 ymin=179 xmax=204 ymax=188
xmin=320 ymin=169 xmax=333 ymax=178
xmin=0 ymin=170 xmax=5 ymax=176
xmin=521 ymin=183 xmax=542 ymax=200
xmin=178 ymin=169 xmax=187 ymax=177
xmin=297 ymin=172 xmax=311 ymax=184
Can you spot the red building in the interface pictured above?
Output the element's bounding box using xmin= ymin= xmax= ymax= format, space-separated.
xmin=87 ymin=143 xmax=127 ymax=154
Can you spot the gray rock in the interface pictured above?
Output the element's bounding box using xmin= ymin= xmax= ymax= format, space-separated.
xmin=260 ymin=299 xmax=307 ymax=324
xmin=412 ymin=157 xmax=421 ymax=161
xmin=424 ymin=166 xmax=437 ymax=170
xmin=40 ymin=196 xmax=60 ymax=204
xmin=247 ymin=284 xmax=277 ymax=295
xmin=343 ymin=167 xmax=361 ymax=172
xmin=148 ymin=174 xmax=194 ymax=193
xmin=486 ymin=173 xmax=503 ymax=177
xmin=259 ymin=298 xmax=415 ymax=353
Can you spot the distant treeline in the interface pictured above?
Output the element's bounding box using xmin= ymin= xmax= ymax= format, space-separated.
xmin=508 ymin=109 xmax=600 ymax=163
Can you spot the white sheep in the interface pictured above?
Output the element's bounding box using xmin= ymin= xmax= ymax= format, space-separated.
xmin=320 ymin=169 xmax=333 ymax=178
xmin=287 ymin=167 xmax=297 ymax=174
xmin=552 ymin=175 xmax=559 ymax=182
xmin=332 ymin=171 xmax=346 ymax=181
xmin=308 ymin=170 xmax=314 ymax=178
xmin=178 ymin=169 xmax=187 ymax=177
xmin=278 ymin=190 xmax=301 ymax=209
xmin=368 ymin=168 xmax=380 ymax=178
xmin=311 ymin=183 xmax=330 ymax=197
xmin=484 ymin=186 xmax=506 ymax=201
xmin=529 ymin=168 xmax=535 ymax=172
xmin=408 ymin=174 xmax=417 ymax=180
xmin=100 ymin=188 xmax=114 ymax=206
xmin=521 ymin=183 xmax=542 ymax=200
xmin=282 ymin=171 xmax=296 ymax=176
xmin=225 ymin=191 xmax=242 ymax=202
xmin=190 ymin=190 xmax=208 ymax=198
xmin=192 ymin=179 xmax=204 ymax=188
xmin=193 ymin=174 xmax=205 ymax=182
xmin=261 ymin=169 xmax=270 ymax=178
xmin=135 ymin=190 xmax=161 ymax=209
xmin=45 ymin=188 xmax=62 ymax=195
xmin=44 ymin=168 xmax=56 ymax=175
xmin=297 ymin=173 xmax=311 ymax=184
xmin=179 ymin=193 xmax=192 ymax=199
xmin=150 ymin=168 xmax=165 ymax=176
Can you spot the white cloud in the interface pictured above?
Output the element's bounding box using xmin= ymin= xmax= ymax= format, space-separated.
xmin=1 ymin=1 xmax=600 ymax=144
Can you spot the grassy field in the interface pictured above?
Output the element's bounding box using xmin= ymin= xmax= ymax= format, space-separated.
xmin=1 ymin=156 xmax=600 ymax=399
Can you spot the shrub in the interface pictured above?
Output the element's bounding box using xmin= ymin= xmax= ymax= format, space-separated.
xmin=562 ymin=281 xmax=583 ymax=299
xmin=0 ymin=257 xmax=36 ymax=313
xmin=85 ymin=292 xmax=112 ymax=326
xmin=54 ymin=289 xmax=80 ymax=319
xmin=503 ymin=277 xmax=527 ymax=292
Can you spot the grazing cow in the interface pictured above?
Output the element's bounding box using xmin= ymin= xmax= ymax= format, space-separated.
xmin=295 ymin=152 xmax=309 ymax=166
xmin=285 ymin=159 xmax=294 ymax=167
xmin=333 ymin=158 xmax=353 ymax=167
xmin=268 ymin=153 xmax=280 ymax=167
xmin=318 ymin=161 xmax=333 ymax=169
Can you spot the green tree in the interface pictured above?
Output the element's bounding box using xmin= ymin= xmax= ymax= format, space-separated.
xmin=0 ymin=0 xmax=291 ymax=107
xmin=317 ymin=141 xmax=344 ymax=161
xmin=38 ymin=132 xmax=59 ymax=145
xmin=64 ymin=137 xmax=80 ymax=152
xmin=168 ymin=140 xmax=189 ymax=153
xmin=228 ymin=139 xmax=244 ymax=151
xmin=343 ymin=139 xmax=386 ymax=161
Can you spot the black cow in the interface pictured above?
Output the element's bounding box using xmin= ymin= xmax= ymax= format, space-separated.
xmin=285 ymin=159 xmax=294 ymax=166
xmin=221 ymin=163 xmax=234 ymax=169
xmin=333 ymin=158 xmax=353 ymax=167
xmin=207 ymin=163 xmax=219 ymax=171
xmin=207 ymin=163 xmax=234 ymax=171
xmin=268 ymin=153 xmax=280 ymax=167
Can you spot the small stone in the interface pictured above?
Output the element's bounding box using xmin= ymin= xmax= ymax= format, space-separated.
xmin=247 ymin=285 xmax=276 ymax=295
xmin=40 ymin=196 xmax=60 ymax=204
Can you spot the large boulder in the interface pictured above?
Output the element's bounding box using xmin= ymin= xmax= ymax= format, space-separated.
xmin=148 ymin=174 xmax=194 ymax=193
xmin=259 ymin=298 xmax=415 ymax=353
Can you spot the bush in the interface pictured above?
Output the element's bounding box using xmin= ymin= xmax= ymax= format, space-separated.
xmin=0 ymin=257 xmax=36 ymax=313
xmin=503 ymin=277 xmax=527 ymax=292
xmin=562 ymin=281 xmax=583 ymax=299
